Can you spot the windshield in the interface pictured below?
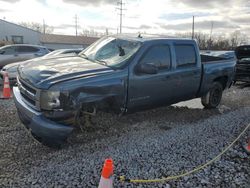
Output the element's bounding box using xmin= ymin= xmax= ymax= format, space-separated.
xmin=79 ymin=36 xmax=141 ymax=68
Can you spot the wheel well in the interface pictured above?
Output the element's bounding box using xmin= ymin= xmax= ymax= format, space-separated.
xmin=214 ymin=76 xmax=228 ymax=89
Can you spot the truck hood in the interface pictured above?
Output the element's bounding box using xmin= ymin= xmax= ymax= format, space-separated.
xmin=18 ymin=56 xmax=113 ymax=89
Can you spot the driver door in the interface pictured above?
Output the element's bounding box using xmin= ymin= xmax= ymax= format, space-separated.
xmin=127 ymin=43 xmax=176 ymax=111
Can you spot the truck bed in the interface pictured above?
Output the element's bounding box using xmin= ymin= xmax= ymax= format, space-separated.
xmin=198 ymin=54 xmax=236 ymax=97
xmin=201 ymin=54 xmax=231 ymax=63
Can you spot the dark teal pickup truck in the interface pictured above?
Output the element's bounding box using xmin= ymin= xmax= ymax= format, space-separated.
xmin=13 ymin=34 xmax=236 ymax=147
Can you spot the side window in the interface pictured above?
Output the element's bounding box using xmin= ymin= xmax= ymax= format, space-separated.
xmin=175 ymin=44 xmax=197 ymax=67
xmin=16 ymin=46 xmax=39 ymax=53
xmin=1 ymin=46 xmax=16 ymax=55
xmin=140 ymin=45 xmax=171 ymax=71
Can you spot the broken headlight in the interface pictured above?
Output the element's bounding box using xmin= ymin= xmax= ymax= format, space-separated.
xmin=40 ymin=91 xmax=61 ymax=110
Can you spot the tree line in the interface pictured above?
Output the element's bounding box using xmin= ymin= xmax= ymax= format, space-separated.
xmin=177 ymin=31 xmax=248 ymax=50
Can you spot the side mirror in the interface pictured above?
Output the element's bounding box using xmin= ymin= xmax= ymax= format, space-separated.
xmin=0 ymin=51 xmax=5 ymax=55
xmin=137 ymin=63 xmax=158 ymax=74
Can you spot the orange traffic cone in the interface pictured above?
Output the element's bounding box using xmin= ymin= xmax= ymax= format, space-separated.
xmin=243 ymin=139 xmax=250 ymax=154
xmin=98 ymin=158 xmax=114 ymax=188
xmin=1 ymin=72 xmax=11 ymax=99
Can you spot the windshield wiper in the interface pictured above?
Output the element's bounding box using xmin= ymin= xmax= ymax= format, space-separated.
xmin=95 ymin=59 xmax=108 ymax=66
xmin=79 ymin=53 xmax=88 ymax=59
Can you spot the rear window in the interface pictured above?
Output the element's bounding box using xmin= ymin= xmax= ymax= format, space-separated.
xmin=16 ymin=46 xmax=39 ymax=53
xmin=175 ymin=44 xmax=197 ymax=67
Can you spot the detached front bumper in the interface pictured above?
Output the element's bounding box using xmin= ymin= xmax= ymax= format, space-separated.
xmin=13 ymin=86 xmax=74 ymax=144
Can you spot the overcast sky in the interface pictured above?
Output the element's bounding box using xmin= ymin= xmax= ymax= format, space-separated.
xmin=0 ymin=0 xmax=250 ymax=37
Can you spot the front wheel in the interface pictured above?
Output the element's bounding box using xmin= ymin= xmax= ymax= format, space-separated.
xmin=201 ymin=82 xmax=223 ymax=109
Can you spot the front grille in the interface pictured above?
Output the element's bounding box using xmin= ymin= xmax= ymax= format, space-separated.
xmin=17 ymin=77 xmax=39 ymax=110
xmin=20 ymin=92 xmax=36 ymax=106
xmin=19 ymin=79 xmax=36 ymax=96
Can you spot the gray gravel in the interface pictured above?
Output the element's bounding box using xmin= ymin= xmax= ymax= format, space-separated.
xmin=0 ymin=85 xmax=250 ymax=188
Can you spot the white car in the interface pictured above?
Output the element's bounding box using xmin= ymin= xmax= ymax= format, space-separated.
xmin=0 ymin=44 xmax=50 ymax=69
xmin=0 ymin=48 xmax=83 ymax=83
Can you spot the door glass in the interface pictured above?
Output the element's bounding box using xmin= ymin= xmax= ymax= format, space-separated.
xmin=1 ymin=46 xmax=16 ymax=55
xmin=140 ymin=45 xmax=171 ymax=71
xmin=16 ymin=46 xmax=39 ymax=53
xmin=175 ymin=45 xmax=197 ymax=67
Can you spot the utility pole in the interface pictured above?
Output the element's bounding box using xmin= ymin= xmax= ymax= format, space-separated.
xmin=209 ymin=21 xmax=214 ymax=50
xmin=43 ymin=19 xmax=45 ymax=34
xmin=74 ymin=14 xmax=78 ymax=36
xmin=117 ymin=0 xmax=125 ymax=34
xmin=209 ymin=21 xmax=214 ymax=41
xmin=192 ymin=16 xmax=194 ymax=39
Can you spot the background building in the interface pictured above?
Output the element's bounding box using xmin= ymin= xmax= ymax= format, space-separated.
xmin=40 ymin=34 xmax=99 ymax=50
xmin=0 ymin=19 xmax=99 ymax=49
xmin=0 ymin=19 xmax=41 ymax=45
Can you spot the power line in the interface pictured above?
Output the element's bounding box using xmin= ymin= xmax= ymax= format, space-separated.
xmin=116 ymin=0 xmax=126 ymax=34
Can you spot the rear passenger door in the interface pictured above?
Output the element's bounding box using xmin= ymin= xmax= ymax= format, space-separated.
xmin=172 ymin=43 xmax=201 ymax=101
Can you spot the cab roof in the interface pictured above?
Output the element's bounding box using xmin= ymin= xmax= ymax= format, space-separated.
xmin=113 ymin=33 xmax=195 ymax=43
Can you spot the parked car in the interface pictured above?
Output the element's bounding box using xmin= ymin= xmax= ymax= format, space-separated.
xmin=13 ymin=35 xmax=236 ymax=147
xmin=0 ymin=48 xmax=83 ymax=83
xmin=0 ymin=44 xmax=49 ymax=69
xmin=234 ymin=45 xmax=250 ymax=83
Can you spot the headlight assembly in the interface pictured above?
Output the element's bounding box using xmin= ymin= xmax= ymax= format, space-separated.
xmin=40 ymin=91 xmax=61 ymax=110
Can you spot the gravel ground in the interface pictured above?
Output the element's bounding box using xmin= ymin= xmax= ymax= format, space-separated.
xmin=0 ymin=85 xmax=249 ymax=188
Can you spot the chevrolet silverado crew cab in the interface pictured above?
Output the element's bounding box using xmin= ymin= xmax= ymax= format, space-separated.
xmin=13 ymin=34 xmax=236 ymax=147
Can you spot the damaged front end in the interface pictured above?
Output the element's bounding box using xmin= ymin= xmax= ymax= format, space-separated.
xmin=40 ymin=69 xmax=128 ymax=133
xmin=14 ymin=72 xmax=127 ymax=147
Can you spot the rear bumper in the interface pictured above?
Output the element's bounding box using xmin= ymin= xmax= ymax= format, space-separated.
xmin=13 ymin=86 xmax=74 ymax=143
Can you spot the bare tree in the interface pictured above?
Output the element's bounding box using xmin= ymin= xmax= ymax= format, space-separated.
xmin=175 ymin=30 xmax=247 ymax=50
xmin=19 ymin=22 xmax=54 ymax=34
xmin=81 ymin=29 xmax=105 ymax=37
xmin=229 ymin=30 xmax=247 ymax=49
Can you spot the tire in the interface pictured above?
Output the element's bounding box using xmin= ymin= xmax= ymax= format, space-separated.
xmin=201 ymin=82 xmax=223 ymax=109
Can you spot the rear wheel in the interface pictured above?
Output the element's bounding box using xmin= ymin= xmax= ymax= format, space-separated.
xmin=201 ymin=82 xmax=223 ymax=109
